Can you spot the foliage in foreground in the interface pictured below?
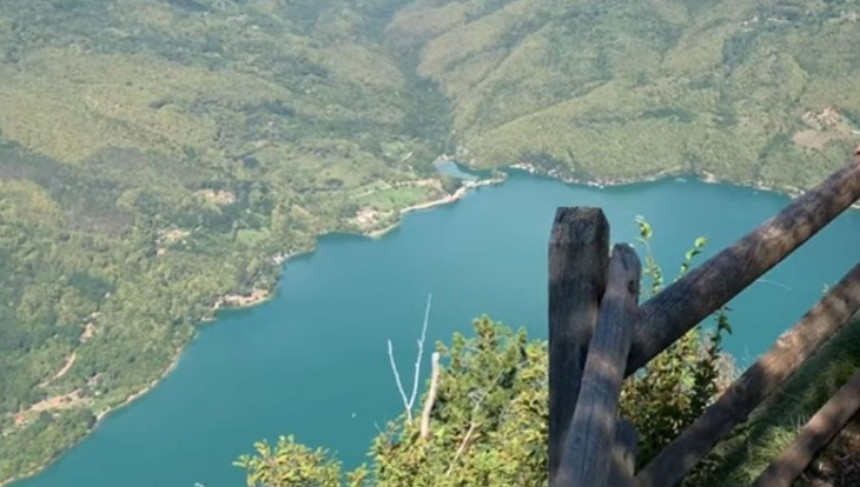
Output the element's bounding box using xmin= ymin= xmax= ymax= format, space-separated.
xmin=237 ymin=229 xmax=734 ymax=486
xmin=237 ymin=317 xmax=547 ymax=487
xmin=621 ymin=218 xmax=734 ymax=468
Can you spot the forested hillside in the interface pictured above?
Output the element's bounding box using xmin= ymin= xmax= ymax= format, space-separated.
xmin=1 ymin=0 xmax=859 ymax=483
xmin=390 ymin=0 xmax=860 ymax=188
xmin=0 ymin=0 xmax=449 ymax=480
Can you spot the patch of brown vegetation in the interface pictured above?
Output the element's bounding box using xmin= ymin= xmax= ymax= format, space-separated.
xmin=291 ymin=204 xmax=312 ymax=218
xmin=348 ymin=207 xmax=394 ymax=232
xmin=159 ymin=228 xmax=190 ymax=244
xmin=13 ymin=390 xmax=92 ymax=426
xmin=793 ymin=130 xmax=835 ymax=150
xmin=794 ymin=106 xmax=860 ymax=151
xmin=216 ymin=288 xmax=270 ymax=309
xmin=194 ymin=189 xmax=236 ymax=205
xmin=80 ymin=322 xmax=96 ymax=343
xmin=29 ymin=390 xmax=88 ymax=412
xmin=87 ymin=373 xmax=103 ymax=389
xmin=803 ymin=106 xmax=842 ymax=130
xmin=47 ymin=353 xmax=76 ymax=384
xmin=353 ymin=207 xmax=381 ymax=225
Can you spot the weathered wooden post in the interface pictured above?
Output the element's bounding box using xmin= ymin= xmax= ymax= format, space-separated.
xmin=557 ymin=244 xmax=642 ymax=486
xmin=548 ymin=208 xmax=610 ymax=485
xmin=609 ymin=419 xmax=639 ymax=487
xmin=754 ymin=371 xmax=860 ymax=487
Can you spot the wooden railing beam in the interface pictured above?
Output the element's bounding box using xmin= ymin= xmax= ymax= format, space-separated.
xmin=557 ymin=244 xmax=641 ymax=486
xmin=627 ymin=158 xmax=860 ymax=375
xmin=636 ymin=262 xmax=860 ymax=487
xmin=753 ymin=371 xmax=860 ymax=487
xmin=548 ymin=208 xmax=609 ymax=485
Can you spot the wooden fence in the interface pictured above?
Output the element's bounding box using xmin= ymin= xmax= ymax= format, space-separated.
xmin=548 ymin=152 xmax=860 ymax=487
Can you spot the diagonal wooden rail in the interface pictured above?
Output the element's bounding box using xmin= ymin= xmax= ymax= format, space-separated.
xmin=626 ymin=157 xmax=860 ymax=375
xmin=549 ymin=154 xmax=860 ymax=487
xmin=753 ymin=373 xmax=860 ymax=487
xmin=752 ymin=371 xmax=860 ymax=487
xmin=636 ymin=262 xmax=860 ymax=487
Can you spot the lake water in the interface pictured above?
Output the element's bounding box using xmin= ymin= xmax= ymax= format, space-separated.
xmin=16 ymin=173 xmax=860 ymax=487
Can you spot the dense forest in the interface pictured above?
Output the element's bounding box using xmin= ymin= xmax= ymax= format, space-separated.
xmin=1 ymin=0 xmax=859 ymax=483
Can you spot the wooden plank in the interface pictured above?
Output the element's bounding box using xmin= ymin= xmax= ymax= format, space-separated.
xmin=627 ymin=157 xmax=860 ymax=375
xmin=636 ymin=262 xmax=860 ymax=487
xmin=548 ymin=207 xmax=610 ymax=485
xmin=753 ymin=371 xmax=860 ymax=487
xmin=609 ymin=420 xmax=639 ymax=487
xmin=557 ymin=244 xmax=642 ymax=486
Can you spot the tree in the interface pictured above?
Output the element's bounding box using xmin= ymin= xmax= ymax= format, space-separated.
xmin=234 ymin=436 xmax=343 ymax=487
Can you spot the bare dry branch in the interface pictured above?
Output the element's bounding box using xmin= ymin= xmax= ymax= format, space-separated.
xmin=420 ymin=352 xmax=441 ymax=440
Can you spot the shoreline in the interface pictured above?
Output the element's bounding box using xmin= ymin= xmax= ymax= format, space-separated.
xmin=504 ymin=162 xmax=860 ymax=209
xmin=0 ymin=349 xmax=183 ymax=487
xmin=367 ymin=177 xmax=505 ymax=239
xmin=5 ymin=163 xmax=854 ymax=487
xmin=2 ymin=172 xmax=509 ymax=485
xmin=1 ymin=175 xmax=498 ymax=487
xmin=508 ymin=162 xmax=686 ymax=188
xmin=94 ymin=349 xmax=183 ymax=423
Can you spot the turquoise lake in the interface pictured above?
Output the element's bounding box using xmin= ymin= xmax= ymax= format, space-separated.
xmin=16 ymin=172 xmax=860 ymax=487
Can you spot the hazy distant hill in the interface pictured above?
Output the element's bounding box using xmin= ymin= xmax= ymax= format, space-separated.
xmin=1 ymin=0 xmax=859 ymax=482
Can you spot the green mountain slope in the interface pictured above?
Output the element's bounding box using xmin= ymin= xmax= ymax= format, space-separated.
xmin=0 ymin=0 xmax=453 ymax=480
xmin=392 ymin=0 xmax=860 ymax=188
xmin=1 ymin=0 xmax=859 ymax=482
